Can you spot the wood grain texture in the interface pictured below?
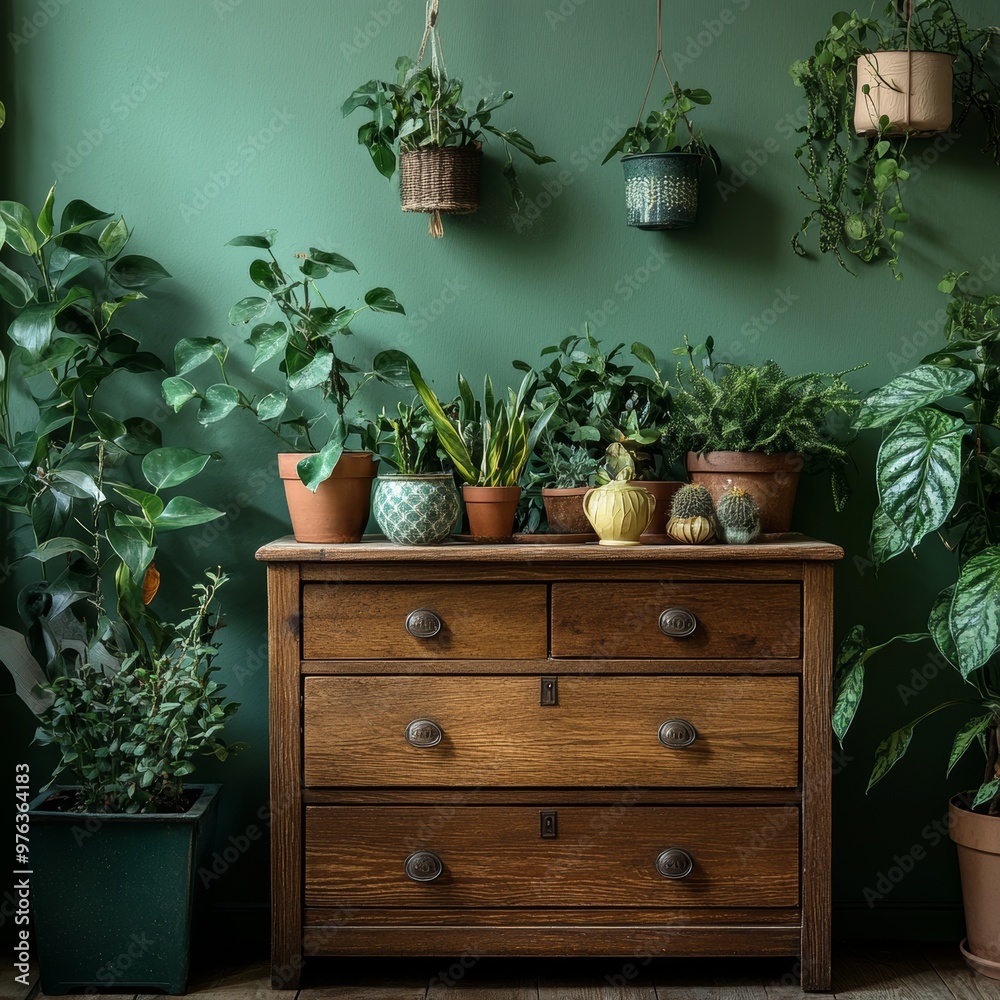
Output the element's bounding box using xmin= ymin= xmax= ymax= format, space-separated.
xmin=925 ymin=942 xmax=1000 ymax=999
xmin=303 ymin=674 xmax=800 ymax=788
xmin=537 ymin=977 xmax=655 ymax=1000
xmin=550 ymin=583 xmax=802 ymax=659
xmin=304 ymin=805 xmax=799 ymax=908
xmin=267 ymin=564 xmax=303 ymax=991
xmin=256 ymin=535 xmax=845 ymax=562
xmin=832 ymin=945 xmax=954 ymax=999
xmin=303 ymin=789 xmax=803 ymax=805
xmin=800 ymin=564 xmax=833 ymax=994
xmin=301 ymin=583 xmax=547 ymax=659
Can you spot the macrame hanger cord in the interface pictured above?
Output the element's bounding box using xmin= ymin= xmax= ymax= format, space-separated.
xmin=635 ymin=0 xmax=695 ymax=143
xmin=416 ymin=0 xmax=448 ymax=237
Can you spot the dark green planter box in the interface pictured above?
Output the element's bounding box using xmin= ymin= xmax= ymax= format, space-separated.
xmin=621 ymin=151 xmax=701 ymax=230
xmin=29 ymin=783 xmax=220 ymax=995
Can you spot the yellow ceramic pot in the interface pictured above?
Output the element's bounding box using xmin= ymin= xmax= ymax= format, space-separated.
xmin=583 ymin=480 xmax=656 ymax=546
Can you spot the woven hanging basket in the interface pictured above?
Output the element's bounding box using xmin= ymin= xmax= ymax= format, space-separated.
xmin=400 ymin=145 xmax=481 ymax=215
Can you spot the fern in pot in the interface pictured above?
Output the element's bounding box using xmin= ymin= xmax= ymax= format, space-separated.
xmin=370 ymin=399 xmax=459 ymax=545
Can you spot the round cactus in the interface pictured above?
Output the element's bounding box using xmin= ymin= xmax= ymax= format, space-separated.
xmin=670 ymin=483 xmax=715 ymax=519
xmin=716 ymin=485 xmax=761 ymax=544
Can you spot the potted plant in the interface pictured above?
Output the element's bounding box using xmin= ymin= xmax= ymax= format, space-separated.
xmin=537 ymin=441 xmax=601 ymax=535
xmin=834 ymin=270 xmax=1000 ymax=979
xmin=342 ymin=5 xmax=552 ymax=237
xmin=408 ymin=361 xmax=555 ymax=542
xmin=790 ymin=1 xmax=1000 ymax=275
xmin=0 ymin=188 xmax=240 ymax=993
xmin=162 ymin=229 xmax=409 ymax=543
xmin=370 ymin=399 xmax=459 ymax=545
xmin=669 ymin=337 xmax=864 ymax=532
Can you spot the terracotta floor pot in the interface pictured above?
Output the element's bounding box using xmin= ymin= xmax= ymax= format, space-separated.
xmin=542 ymin=487 xmax=592 ymax=534
xmin=950 ymin=794 xmax=1000 ymax=978
xmin=687 ymin=451 xmax=802 ymax=534
xmin=463 ymin=485 xmax=521 ymax=543
xmin=631 ymin=480 xmax=685 ymax=538
xmin=278 ymin=451 xmax=377 ymax=544
xmin=854 ymin=51 xmax=955 ymax=137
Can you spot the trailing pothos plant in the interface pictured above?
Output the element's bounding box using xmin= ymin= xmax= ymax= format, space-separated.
xmin=161 ymin=230 xmax=410 ymax=491
xmin=834 ymin=270 xmax=1000 ymax=814
xmin=0 ymin=188 xmax=241 ymax=809
xmin=790 ymin=2 xmax=1000 ymax=277
xmin=603 ymin=83 xmax=721 ymax=172
xmin=342 ymin=56 xmax=553 ymax=209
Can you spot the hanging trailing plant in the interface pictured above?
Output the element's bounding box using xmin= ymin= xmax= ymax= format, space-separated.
xmin=342 ymin=0 xmax=553 ymax=236
xmin=790 ymin=1 xmax=1000 ymax=277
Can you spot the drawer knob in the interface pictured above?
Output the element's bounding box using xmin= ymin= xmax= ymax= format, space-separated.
xmin=656 ymin=847 xmax=694 ymax=880
xmin=405 ymin=608 xmax=442 ymax=638
xmin=658 ymin=607 xmax=698 ymax=637
xmin=658 ymin=719 xmax=698 ymax=748
xmin=404 ymin=719 xmax=443 ymax=748
xmin=404 ymin=850 xmax=443 ymax=882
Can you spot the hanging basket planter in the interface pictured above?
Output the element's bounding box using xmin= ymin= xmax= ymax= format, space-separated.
xmin=854 ymin=50 xmax=955 ymax=136
xmin=622 ymin=151 xmax=701 ymax=230
xmin=400 ymin=145 xmax=481 ymax=215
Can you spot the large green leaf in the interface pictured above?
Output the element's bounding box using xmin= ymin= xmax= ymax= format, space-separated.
xmin=256 ymin=391 xmax=287 ymax=422
xmin=364 ymin=287 xmax=405 ymax=314
xmin=197 ymin=384 xmax=240 ymax=424
xmin=876 ymin=409 xmax=966 ymax=549
xmin=141 ymin=447 xmax=213 ymax=490
xmin=226 ymin=230 xmax=277 ymax=249
xmin=161 ymin=376 xmax=197 ymax=412
xmin=36 ymin=184 xmax=56 ymax=239
xmin=27 ymin=537 xmax=93 ymax=562
xmin=868 ymin=724 xmax=914 ymax=791
xmin=948 ymin=713 xmax=993 ymax=777
xmin=0 ymin=201 xmax=38 ymax=255
xmin=98 ymin=216 xmax=130 ymax=257
xmin=974 ymin=778 xmax=1000 ymax=809
xmin=950 ymin=545 xmax=1000 ymax=677
xmin=106 ymin=526 xmax=155 ymax=583
xmin=110 ymin=255 xmax=170 ymax=289
xmin=248 ymin=323 xmax=288 ymax=371
xmin=153 ymin=496 xmax=222 ymax=531
xmin=870 ymin=505 xmax=907 ymax=567
xmin=296 ymin=421 xmax=347 ymax=492
xmin=59 ymin=199 xmax=111 ymax=233
xmin=174 ymin=337 xmax=225 ymax=376
xmin=8 ymin=302 xmax=59 ymax=356
xmin=371 ymin=349 xmax=413 ymax=388
xmin=286 ymin=348 xmax=334 ymax=391
xmin=229 ymin=296 xmax=270 ymax=325
xmin=928 ymin=585 xmax=959 ymax=667
xmin=858 ymin=365 xmax=975 ymax=429
xmin=307 ymin=248 xmax=356 ymax=272
xmin=833 ymin=625 xmax=870 ymax=743
xmin=0 ymin=260 xmax=32 ymax=309
xmin=114 ymin=486 xmax=164 ymax=521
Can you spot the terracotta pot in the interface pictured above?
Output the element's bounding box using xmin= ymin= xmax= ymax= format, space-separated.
xmin=686 ymin=451 xmax=802 ymax=534
xmin=462 ymin=485 xmax=522 ymax=543
xmin=950 ymin=794 xmax=1000 ymax=979
xmin=583 ymin=481 xmax=656 ymax=546
xmin=631 ymin=480 xmax=685 ymax=538
xmin=278 ymin=451 xmax=378 ymax=544
xmin=854 ymin=50 xmax=954 ymax=136
xmin=542 ymin=487 xmax=592 ymax=534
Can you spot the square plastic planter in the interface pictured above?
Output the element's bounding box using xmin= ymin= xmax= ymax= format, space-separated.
xmin=29 ymin=783 xmax=220 ymax=995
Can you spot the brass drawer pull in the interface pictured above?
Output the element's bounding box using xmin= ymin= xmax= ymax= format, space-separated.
xmin=658 ymin=607 xmax=698 ymax=637
xmin=404 ymin=850 xmax=443 ymax=882
xmin=656 ymin=847 xmax=694 ymax=880
xmin=405 ymin=608 xmax=442 ymax=638
xmin=658 ymin=719 xmax=697 ymax=748
xmin=404 ymin=719 xmax=443 ymax=747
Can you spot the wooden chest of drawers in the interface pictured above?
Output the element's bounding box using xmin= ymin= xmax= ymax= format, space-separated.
xmin=257 ymin=536 xmax=842 ymax=992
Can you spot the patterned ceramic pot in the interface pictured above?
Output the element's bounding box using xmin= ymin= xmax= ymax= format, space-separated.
xmin=583 ymin=480 xmax=656 ymax=546
xmin=373 ymin=474 xmax=460 ymax=546
xmin=621 ymin=151 xmax=701 ymax=230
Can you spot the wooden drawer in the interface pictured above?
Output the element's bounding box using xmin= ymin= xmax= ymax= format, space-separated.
xmin=301 ymin=583 xmax=547 ymax=659
xmin=550 ymin=582 xmax=801 ymax=658
xmin=305 ymin=805 xmax=799 ymax=908
xmin=303 ymin=675 xmax=799 ymax=788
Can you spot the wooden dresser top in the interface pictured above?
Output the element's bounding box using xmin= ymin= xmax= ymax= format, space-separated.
xmin=256 ymin=534 xmax=844 ymax=563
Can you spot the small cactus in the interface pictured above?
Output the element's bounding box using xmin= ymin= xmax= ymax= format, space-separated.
xmin=716 ymin=485 xmax=761 ymax=544
xmin=670 ymin=484 xmax=715 ymax=519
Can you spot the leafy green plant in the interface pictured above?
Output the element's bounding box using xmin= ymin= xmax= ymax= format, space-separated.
xmin=539 ymin=442 xmax=601 ymax=490
xmin=603 ymin=83 xmax=721 ymax=172
xmin=342 ymin=57 xmax=552 ymax=208
xmin=161 ymin=230 xmax=409 ymax=491
xmin=669 ymin=337 xmax=864 ymax=509
xmin=408 ymin=362 xmax=555 ymax=487
xmin=35 ymin=569 xmax=242 ymax=814
xmin=371 ymin=400 xmax=441 ymax=476
xmin=790 ymin=2 xmax=1000 ymax=276
xmin=834 ymin=270 xmax=1000 ymax=814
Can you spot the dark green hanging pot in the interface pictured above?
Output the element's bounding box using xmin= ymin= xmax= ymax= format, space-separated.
xmin=622 ymin=151 xmax=701 ymax=230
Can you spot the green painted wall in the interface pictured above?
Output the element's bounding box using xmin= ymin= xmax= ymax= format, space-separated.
xmin=3 ymin=0 xmax=997 ymax=937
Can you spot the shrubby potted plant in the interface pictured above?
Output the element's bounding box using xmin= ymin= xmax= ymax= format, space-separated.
xmin=669 ymin=338 xmax=863 ymax=532
xmin=790 ymin=1 xmax=1000 ymax=275
xmin=0 ymin=188 xmax=240 ymax=993
xmin=834 ymin=270 xmax=1000 ymax=978
xmin=162 ymin=230 xmax=409 ymax=543
xmin=536 ymin=441 xmax=601 ymax=535
xmin=369 ymin=399 xmax=459 ymax=545
xmin=342 ymin=4 xmax=551 ymax=238
xmin=408 ymin=361 xmax=555 ymax=542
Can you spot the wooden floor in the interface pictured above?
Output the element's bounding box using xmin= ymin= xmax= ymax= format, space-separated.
xmin=5 ymin=943 xmax=1000 ymax=1000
